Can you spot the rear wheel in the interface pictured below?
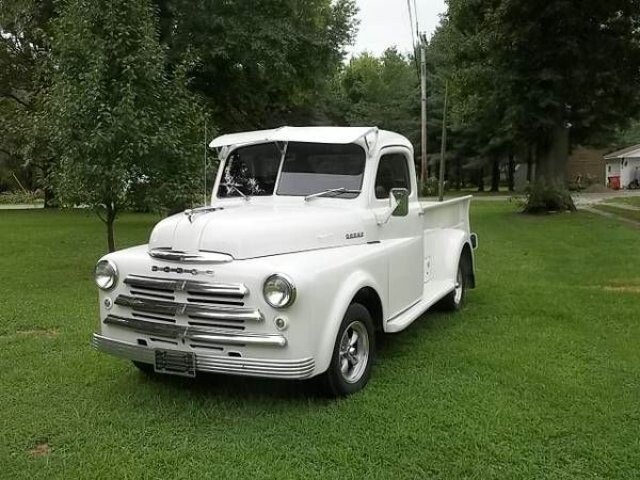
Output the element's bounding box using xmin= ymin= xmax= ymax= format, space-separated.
xmin=439 ymin=258 xmax=467 ymax=311
xmin=320 ymin=303 xmax=375 ymax=396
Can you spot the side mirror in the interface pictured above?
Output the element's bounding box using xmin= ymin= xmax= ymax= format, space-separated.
xmin=390 ymin=188 xmax=409 ymax=217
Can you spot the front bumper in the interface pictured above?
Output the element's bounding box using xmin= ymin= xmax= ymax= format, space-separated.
xmin=92 ymin=334 xmax=315 ymax=379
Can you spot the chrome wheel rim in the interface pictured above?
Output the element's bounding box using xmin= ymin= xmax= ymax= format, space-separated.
xmin=454 ymin=268 xmax=463 ymax=304
xmin=338 ymin=321 xmax=369 ymax=384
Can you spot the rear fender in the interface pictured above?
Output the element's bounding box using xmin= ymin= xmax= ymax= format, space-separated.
xmin=440 ymin=230 xmax=475 ymax=287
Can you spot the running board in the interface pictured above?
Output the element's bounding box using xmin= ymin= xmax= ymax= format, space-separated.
xmin=384 ymin=280 xmax=455 ymax=333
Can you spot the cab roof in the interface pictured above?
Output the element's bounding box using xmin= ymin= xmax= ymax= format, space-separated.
xmin=209 ymin=126 xmax=413 ymax=153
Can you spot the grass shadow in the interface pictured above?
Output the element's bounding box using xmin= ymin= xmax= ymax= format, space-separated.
xmin=124 ymin=364 xmax=335 ymax=405
xmin=375 ymin=305 xmax=463 ymax=360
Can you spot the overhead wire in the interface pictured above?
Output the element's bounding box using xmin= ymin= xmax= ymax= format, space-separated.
xmin=407 ymin=0 xmax=420 ymax=79
xmin=406 ymin=0 xmax=416 ymax=47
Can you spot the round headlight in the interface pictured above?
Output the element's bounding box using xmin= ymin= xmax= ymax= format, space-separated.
xmin=263 ymin=274 xmax=296 ymax=309
xmin=94 ymin=259 xmax=118 ymax=290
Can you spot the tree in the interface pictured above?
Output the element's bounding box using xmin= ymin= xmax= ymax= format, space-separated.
xmin=48 ymin=0 xmax=206 ymax=252
xmin=446 ymin=0 xmax=640 ymax=211
xmin=0 ymin=0 xmax=56 ymax=204
xmin=153 ymin=0 xmax=358 ymax=132
xmin=331 ymin=49 xmax=420 ymax=158
xmin=609 ymin=120 xmax=640 ymax=149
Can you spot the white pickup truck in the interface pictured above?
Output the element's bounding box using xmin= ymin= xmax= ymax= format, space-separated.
xmin=92 ymin=127 xmax=477 ymax=395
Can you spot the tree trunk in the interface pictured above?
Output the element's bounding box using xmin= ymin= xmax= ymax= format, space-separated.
xmin=477 ymin=166 xmax=485 ymax=192
xmin=42 ymin=160 xmax=57 ymax=208
xmin=43 ymin=186 xmax=55 ymax=208
xmin=535 ymin=124 xmax=570 ymax=184
xmin=456 ymin=158 xmax=462 ymax=190
xmin=526 ymin=146 xmax=533 ymax=183
xmin=508 ymin=153 xmax=515 ymax=192
xmin=106 ymin=204 xmax=116 ymax=253
xmin=490 ymin=158 xmax=500 ymax=192
xmin=524 ymin=124 xmax=576 ymax=213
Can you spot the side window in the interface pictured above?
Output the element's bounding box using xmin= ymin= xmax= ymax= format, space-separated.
xmin=375 ymin=153 xmax=411 ymax=199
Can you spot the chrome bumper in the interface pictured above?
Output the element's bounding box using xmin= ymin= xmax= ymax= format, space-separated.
xmin=92 ymin=334 xmax=315 ymax=379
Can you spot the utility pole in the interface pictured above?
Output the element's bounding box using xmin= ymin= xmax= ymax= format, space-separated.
xmin=203 ymin=118 xmax=208 ymax=206
xmin=420 ymin=34 xmax=428 ymax=194
xmin=438 ymin=81 xmax=449 ymax=202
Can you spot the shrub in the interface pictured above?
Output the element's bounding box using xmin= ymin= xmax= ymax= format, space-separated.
xmin=521 ymin=181 xmax=576 ymax=213
xmin=421 ymin=176 xmax=440 ymax=197
xmin=0 ymin=191 xmax=44 ymax=205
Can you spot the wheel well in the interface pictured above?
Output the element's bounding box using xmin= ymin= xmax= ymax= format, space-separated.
xmin=461 ymin=243 xmax=475 ymax=288
xmin=352 ymin=287 xmax=383 ymax=332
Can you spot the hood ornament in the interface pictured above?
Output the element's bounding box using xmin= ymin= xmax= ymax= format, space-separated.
xmin=148 ymin=248 xmax=233 ymax=264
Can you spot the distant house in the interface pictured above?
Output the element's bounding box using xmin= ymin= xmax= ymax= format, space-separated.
xmin=514 ymin=146 xmax=607 ymax=191
xmin=567 ymin=146 xmax=607 ymax=186
xmin=604 ymin=145 xmax=640 ymax=189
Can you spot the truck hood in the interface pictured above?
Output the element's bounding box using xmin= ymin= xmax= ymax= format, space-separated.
xmin=148 ymin=203 xmax=372 ymax=260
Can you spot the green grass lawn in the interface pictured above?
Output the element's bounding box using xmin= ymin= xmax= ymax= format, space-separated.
xmin=423 ymin=189 xmax=517 ymax=200
xmin=1 ymin=205 xmax=639 ymax=479
xmin=593 ymin=203 xmax=640 ymax=223
xmin=603 ymin=195 xmax=640 ymax=208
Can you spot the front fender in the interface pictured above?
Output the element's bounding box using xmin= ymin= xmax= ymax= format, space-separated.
xmin=314 ymin=269 xmax=385 ymax=374
xmin=247 ymin=243 xmax=389 ymax=376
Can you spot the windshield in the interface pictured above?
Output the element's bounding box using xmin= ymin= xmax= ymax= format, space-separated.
xmin=218 ymin=142 xmax=281 ymax=198
xmin=217 ymin=142 xmax=366 ymax=199
xmin=277 ymin=143 xmax=365 ymax=198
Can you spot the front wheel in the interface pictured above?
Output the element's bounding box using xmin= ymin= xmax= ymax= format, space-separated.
xmin=319 ymin=303 xmax=375 ymax=396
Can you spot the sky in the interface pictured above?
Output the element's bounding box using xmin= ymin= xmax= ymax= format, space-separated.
xmin=348 ymin=0 xmax=447 ymax=57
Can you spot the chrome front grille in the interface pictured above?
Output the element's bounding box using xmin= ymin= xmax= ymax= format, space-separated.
xmin=103 ymin=315 xmax=286 ymax=347
xmin=116 ymin=275 xmax=259 ymax=333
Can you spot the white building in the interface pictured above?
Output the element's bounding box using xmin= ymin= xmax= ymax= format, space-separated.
xmin=604 ymin=145 xmax=640 ymax=189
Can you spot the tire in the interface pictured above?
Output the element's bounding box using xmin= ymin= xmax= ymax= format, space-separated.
xmin=319 ymin=303 xmax=375 ymax=396
xmin=439 ymin=256 xmax=467 ymax=311
xmin=132 ymin=361 xmax=155 ymax=375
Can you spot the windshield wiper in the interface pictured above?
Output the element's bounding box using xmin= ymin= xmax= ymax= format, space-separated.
xmin=220 ymin=182 xmax=249 ymax=201
xmin=304 ymin=187 xmax=361 ymax=201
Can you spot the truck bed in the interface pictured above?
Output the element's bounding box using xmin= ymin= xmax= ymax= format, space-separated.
xmin=420 ymin=195 xmax=472 ymax=234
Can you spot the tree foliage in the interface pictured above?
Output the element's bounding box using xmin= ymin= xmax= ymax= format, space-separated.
xmin=48 ymin=0 xmax=206 ymax=251
xmin=331 ymin=49 xmax=420 ymax=157
xmin=154 ymin=0 xmax=358 ymax=131
xmin=0 ymin=0 xmax=55 ymax=201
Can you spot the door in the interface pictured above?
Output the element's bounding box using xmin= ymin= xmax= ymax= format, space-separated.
xmin=372 ymin=150 xmax=424 ymax=318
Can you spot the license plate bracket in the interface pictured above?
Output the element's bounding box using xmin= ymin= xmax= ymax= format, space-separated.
xmin=154 ymin=350 xmax=196 ymax=378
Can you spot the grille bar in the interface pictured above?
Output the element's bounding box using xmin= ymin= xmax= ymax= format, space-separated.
xmin=116 ymin=295 xmax=176 ymax=316
xmin=124 ymin=275 xmax=248 ymax=298
xmin=114 ymin=295 xmax=262 ymax=322
xmin=103 ymin=315 xmax=286 ymax=347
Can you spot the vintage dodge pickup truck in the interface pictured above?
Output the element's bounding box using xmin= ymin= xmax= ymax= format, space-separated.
xmin=92 ymin=127 xmax=476 ymax=395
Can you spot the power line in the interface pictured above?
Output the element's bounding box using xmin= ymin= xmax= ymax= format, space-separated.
xmin=412 ymin=0 xmax=420 ymax=37
xmin=406 ymin=0 xmax=416 ymax=48
xmin=406 ymin=0 xmax=420 ymax=79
